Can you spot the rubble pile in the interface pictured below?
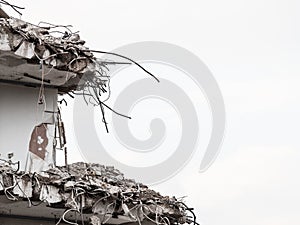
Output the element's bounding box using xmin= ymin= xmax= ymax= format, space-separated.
xmin=0 ymin=162 xmax=194 ymax=225
xmin=0 ymin=17 xmax=107 ymax=93
xmin=0 ymin=17 xmax=94 ymax=72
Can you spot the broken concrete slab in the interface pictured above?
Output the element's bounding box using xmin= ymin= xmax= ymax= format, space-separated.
xmin=0 ymin=162 xmax=194 ymax=225
xmin=0 ymin=17 xmax=109 ymax=95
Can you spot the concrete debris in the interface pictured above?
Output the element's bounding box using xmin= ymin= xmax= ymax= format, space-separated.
xmin=0 ymin=162 xmax=193 ymax=225
xmin=12 ymin=175 xmax=33 ymax=198
xmin=89 ymin=215 xmax=101 ymax=225
xmin=0 ymin=33 xmax=10 ymax=50
xmin=0 ymin=17 xmax=108 ymax=94
xmin=14 ymin=41 xmax=35 ymax=58
xmin=0 ymin=17 xmax=150 ymax=131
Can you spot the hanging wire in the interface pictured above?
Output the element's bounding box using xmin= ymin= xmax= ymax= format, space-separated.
xmin=0 ymin=0 xmax=25 ymax=16
xmin=2 ymin=17 xmax=157 ymax=132
xmin=83 ymin=49 xmax=160 ymax=83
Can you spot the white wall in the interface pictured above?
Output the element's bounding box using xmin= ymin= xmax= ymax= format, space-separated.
xmin=0 ymin=83 xmax=57 ymax=169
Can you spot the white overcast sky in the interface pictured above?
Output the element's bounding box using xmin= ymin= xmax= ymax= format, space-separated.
xmin=2 ymin=1 xmax=300 ymax=225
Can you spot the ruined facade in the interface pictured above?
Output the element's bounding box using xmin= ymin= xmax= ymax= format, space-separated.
xmin=0 ymin=15 xmax=109 ymax=171
xmin=0 ymin=8 xmax=196 ymax=225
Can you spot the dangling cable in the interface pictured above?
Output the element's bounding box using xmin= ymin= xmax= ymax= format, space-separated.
xmin=83 ymin=49 xmax=160 ymax=83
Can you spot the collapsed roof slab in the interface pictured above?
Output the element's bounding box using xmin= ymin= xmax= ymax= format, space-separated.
xmin=0 ymin=17 xmax=106 ymax=94
xmin=0 ymin=162 xmax=194 ymax=225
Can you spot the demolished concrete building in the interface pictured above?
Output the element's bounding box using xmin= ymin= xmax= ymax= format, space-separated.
xmin=0 ymin=7 xmax=197 ymax=225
